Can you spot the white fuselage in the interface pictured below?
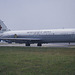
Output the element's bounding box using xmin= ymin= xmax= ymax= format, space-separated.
xmin=2 ymin=29 xmax=75 ymax=35
xmin=1 ymin=29 xmax=75 ymax=46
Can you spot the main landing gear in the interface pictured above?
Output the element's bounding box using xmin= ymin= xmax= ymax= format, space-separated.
xmin=26 ymin=43 xmax=30 ymax=46
xmin=25 ymin=43 xmax=42 ymax=47
xmin=37 ymin=43 xmax=42 ymax=46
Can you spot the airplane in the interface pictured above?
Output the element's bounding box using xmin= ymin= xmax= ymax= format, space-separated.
xmin=0 ymin=19 xmax=75 ymax=46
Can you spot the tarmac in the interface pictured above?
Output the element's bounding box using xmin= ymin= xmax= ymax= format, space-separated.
xmin=0 ymin=42 xmax=75 ymax=48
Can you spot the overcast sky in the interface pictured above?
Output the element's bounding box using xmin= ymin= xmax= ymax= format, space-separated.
xmin=0 ymin=0 xmax=75 ymax=30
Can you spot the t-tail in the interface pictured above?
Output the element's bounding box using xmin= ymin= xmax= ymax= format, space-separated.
xmin=0 ymin=20 xmax=9 ymax=33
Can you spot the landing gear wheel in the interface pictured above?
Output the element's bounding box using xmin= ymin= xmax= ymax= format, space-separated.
xmin=26 ymin=43 xmax=30 ymax=46
xmin=37 ymin=43 xmax=42 ymax=46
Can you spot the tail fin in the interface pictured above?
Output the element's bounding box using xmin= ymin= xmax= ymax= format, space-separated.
xmin=0 ymin=20 xmax=9 ymax=33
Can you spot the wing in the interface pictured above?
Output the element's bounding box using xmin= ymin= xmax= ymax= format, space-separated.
xmin=0 ymin=38 xmax=42 ymax=43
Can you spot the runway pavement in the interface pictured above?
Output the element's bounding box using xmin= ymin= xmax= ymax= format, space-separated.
xmin=0 ymin=42 xmax=75 ymax=47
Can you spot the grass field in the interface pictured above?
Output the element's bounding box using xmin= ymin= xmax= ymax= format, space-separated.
xmin=0 ymin=47 xmax=75 ymax=75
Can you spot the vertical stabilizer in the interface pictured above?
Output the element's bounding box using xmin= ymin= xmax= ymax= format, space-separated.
xmin=0 ymin=20 xmax=9 ymax=33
